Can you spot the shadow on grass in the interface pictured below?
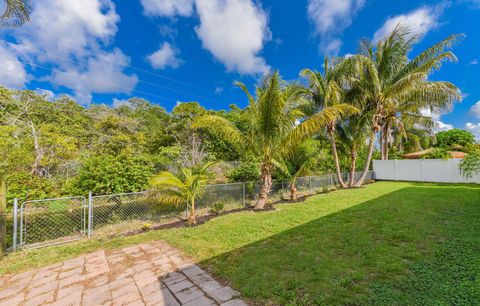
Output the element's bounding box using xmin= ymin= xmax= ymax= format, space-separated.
xmin=199 ymin=185 xmax=480 ymax=305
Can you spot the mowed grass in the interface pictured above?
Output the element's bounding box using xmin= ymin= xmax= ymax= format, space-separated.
xmin=1 ymin=182 xmax=479 ymax=305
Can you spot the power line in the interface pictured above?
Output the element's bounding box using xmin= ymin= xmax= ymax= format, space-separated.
xmin=0 ymin=36 xmax=230 ymax=99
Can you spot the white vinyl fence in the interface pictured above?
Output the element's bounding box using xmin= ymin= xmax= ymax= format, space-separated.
xmin=373 ymin=159 xmax=480 ymax=183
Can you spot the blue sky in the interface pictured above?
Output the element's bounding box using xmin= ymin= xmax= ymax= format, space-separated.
xmin=1 ymin=0 xmax=480 ymax=137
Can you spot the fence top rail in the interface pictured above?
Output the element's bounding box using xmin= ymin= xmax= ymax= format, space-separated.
xmin=20 ymin=196 xmax=86 ymax=205
xmin=92 ymin=191 xmax=148 ymax=198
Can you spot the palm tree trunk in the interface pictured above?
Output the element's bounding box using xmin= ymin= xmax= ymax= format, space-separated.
xmin=348 ymin=150 xmax=357 ymax=187
xmin=290 ymin=181 xmax=297 ymax=201
xmin=328 ymin=126 xmax=347 ymax=188
xmin=379 ymin=130 xmax=384 ymax=160
xmin=384 ymin=126 xmax=390 ymax=160
xmin=188 ymin=197 xmax=196 ymax=224
xmin=354 ymin=133 xmax=376 ymax=187
xmin=254 ymin=162 xmax=272 ymax=210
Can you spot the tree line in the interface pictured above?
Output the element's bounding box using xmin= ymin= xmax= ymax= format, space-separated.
xmin=0 ymin=27 xmax=465 ymax=211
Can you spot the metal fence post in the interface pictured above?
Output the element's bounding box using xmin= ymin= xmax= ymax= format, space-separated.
xmin=242 ymin=183 xmax=246 ymax=207
xmin=13 ymin=198 xmax=18 ymax=251
xmin=87 ymin=192 xmax=92 ymax=238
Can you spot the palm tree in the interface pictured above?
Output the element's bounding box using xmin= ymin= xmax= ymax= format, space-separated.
xmin=301 ymin=58 xmax=353 ymax=188
xmin=150 ymin=162 xmax=215 ymax=224
xmin=1 ymin=0 xmax=30 ymax=27
xmin=336 ymin=113 xmax=371 ymax=187
xmin=348 ymin=26 xmax=462 ymax=186
xmin=277 ymin=139 xmax=322 ymax=200
xmin=193 ymin=72 xmax=355 ymax=209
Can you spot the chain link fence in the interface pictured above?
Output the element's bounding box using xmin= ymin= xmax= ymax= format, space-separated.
xmin=5 ymin=171 xmax=373 ymax=251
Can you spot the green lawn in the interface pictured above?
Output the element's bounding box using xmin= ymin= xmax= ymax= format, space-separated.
xmin=1 ymin=182 xmax=479 ymax=305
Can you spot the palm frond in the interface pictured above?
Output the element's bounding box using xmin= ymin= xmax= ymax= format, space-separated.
xmin=1 ymin=0 xmax=30 ymax=27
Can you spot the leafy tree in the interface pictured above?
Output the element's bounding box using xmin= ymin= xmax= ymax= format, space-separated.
xmin=194 ymin=72 xmax=354 ymax=209
xmin=435 ymin=129 xmax=475 ymax=149
xmin=73 ymin=154 xmax=153 ymax=195
xmin=150 ymin=162 xmax=215 ymax=224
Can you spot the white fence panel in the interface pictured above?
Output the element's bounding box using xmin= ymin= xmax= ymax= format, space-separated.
xmin=373 ymin=159 xmax=480 ymax=183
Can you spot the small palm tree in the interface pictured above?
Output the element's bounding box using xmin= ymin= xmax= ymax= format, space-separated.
xmin=277 ymin=139 xmax=322 ymax=201
xmin=1 ymin=0 xmax=30 ymax=27
xmin=150 ymin=162 xmax=215 ymax=224
xmin=193 ymin=72 xmax=356 ymax=209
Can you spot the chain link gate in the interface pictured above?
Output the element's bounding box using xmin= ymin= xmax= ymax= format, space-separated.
xmin=18 ymin=196 xmax=87 ymax=249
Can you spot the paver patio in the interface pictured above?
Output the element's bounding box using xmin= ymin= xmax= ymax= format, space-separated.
xmin=0 ymin=241 xmax=246 ymax=306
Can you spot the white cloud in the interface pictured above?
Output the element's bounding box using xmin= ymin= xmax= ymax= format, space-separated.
xmin=140 ymin=0 xmax=194 ymax=17
xmin=195 ymin=0 xmax=271 ymax=75
xmin=373 ymin=5 xmax=445 ymax=42
xmin=469 ymin=59 xmax=479 ymax=65
xmin=307 ymin=0 xmax=365 ymax=55
xmin=49 ymin=49 xmax=138 ymax=103
xmin=465 ymin=122 xmax=480 ymax=141
xmin=2 ymin=0 xmax=138 ymax=104
xmin=35 ymin=89 xmax=56 ymax=101
xmin=147 ymin=42 xmax=183 ymax=69
xmin=468 ymin=101 xmax=480 ymax=119
xmin=0 ymin=42 xmax=27 ymax=88
xmin=420 ymin=107 xmax=454 ymax=132
xmin=112 ymin=98 xmax=131 ymax=108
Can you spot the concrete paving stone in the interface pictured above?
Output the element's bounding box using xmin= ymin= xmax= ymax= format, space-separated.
xmin=220 ymin=299 xmax=248 ymax=306
xmin=57 ymin=283 xmax=84 ymax=300
xmin=189 ymin=273 xmax=222 ymax=292
xmin=0 ymin=287 xmax=18 ymax=300
xmin=159 ymin=287 xmax=181 ymax=306
xmin=132 ymin=262 xmax=151 ymax=273
xmin=110 ymin=277 xmax=134 ymax=292
xmin=113 ymin=268 xmax=134 ymax=280
xmin=0 ymin=241 xmax=247 ymax=306
xmin=59 ymin=267 xmax=83 ymax=280
xmin=208 ymin=286 xmax=239 ymax=303
xmin=161 ymin=272 xmax=186 ymax=286
xmin=59 ymin=273 xmax=85 ymax=288
xmin=111 ymin=290 xmax=142 ymax=305
xmin=30 ymin=273 xmax=58 ymax=288
xmin=26 ymin=280 xmax=58 ymax=299
xmin=7 ymin=270 xmax=35 ymax=284
xmin=83 ymin=284 xmax=111 ymax=306
xmin=166 ymin=279 xmax=194 ymax=293
xmin=138 ymin=281 xmax=164 ymax=297
xmin=133 ymin=270 xmax=158 ymax=288
xmin=38 ymin=263 xmax=62 ymax=274
xmin=87 ymin=274 xmax=109 ymax=287
xmin=0 ymin=292 xmax=24 ymax=305
xmin=174 ymin=286 xmax=204 ymax=304
xmin=181 ymin=265 xmax=205 ymax=278
xmin=61 ymin=257 xmax=85 ymax=270
xmin=24 ymin=291 xmax=55 ymax=306
xmin=182 ymin=295 xmax=216 ymax=306
xmin=50 ymin=290 xmax=82 ymax=306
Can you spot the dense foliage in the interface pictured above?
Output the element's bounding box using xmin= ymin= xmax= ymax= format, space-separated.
xmin=0 ymin=26 xmax=468 ymax=207
xmin=435 ymin=128 xmax=475 ymax=149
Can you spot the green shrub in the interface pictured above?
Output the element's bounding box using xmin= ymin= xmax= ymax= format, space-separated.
xmin=228 ymin=158 xmax=260 ymax=182
xmin=210 ymin=201 xmax=226 ymax=215
xmin=72 ymin=154 xmax=153 ymax=195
